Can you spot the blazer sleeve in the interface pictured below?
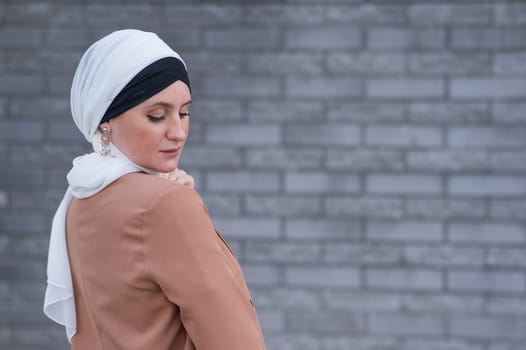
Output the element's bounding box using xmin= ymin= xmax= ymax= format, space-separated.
xmin=142 ymin=185 xmax=266 ymax=350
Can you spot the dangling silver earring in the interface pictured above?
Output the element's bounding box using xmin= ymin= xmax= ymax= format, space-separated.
xmin=100 ymin=127 xmax=111 ymax=156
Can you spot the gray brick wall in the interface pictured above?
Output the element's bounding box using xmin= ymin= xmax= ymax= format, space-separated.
xmin=1 ymin=1 xmax=526 ymax=349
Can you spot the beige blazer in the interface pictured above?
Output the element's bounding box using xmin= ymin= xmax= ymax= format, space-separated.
xmin=66 ymin=172 xmax=266 ymax=350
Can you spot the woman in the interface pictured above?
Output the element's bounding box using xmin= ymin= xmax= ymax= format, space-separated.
xmin=43 ymin=29 xmax=266 ymax=350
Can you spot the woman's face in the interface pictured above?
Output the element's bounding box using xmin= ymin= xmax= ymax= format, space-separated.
xmin=101 ymin=80 xmax=191 ymax=173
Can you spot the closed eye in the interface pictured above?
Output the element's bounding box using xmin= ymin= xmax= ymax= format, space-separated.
xmin=179 ymin=112 xmax=190 ymax=119
xmin=147 ymin=115 xmax=165 ymax=122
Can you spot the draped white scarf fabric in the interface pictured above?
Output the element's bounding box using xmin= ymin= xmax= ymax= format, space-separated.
xmin=43 ymin=29 xmax=187 ymax=342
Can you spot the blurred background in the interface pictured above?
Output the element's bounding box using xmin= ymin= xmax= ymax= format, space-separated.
xmin=1 ymin=0 xmax=526 ymax=349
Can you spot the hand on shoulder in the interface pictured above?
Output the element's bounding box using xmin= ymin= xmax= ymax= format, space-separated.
xmin=158 ymin=168 xmax=195 ymax=189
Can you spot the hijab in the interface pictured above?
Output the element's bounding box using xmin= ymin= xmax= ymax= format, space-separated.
xmin=43 ymin=29 xmax=190 ymax=342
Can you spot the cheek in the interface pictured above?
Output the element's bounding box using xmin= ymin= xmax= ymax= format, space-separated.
xmin=182 ymin=119 xmax=190 ymax=138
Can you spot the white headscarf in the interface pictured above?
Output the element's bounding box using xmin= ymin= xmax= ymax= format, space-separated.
xmin=43 ymin=29 xmax=188 ymax=342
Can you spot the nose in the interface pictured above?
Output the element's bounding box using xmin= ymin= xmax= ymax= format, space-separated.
xmin=166 ymin=116 xmax=187 ymax=142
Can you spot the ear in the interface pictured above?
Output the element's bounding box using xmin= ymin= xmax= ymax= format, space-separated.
xmin=99 ymin=122 xmax=111 ymax=133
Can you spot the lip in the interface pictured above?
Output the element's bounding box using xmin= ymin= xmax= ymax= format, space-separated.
xmin=159 ymin=148 xmax=180 ymax=156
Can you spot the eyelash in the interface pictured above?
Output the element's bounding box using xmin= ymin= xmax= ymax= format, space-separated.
xmin=147 ymin=112 xmax=190 ymax=122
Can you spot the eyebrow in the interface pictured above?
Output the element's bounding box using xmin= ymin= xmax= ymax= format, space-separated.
xmin=144 ymin=100 xmax=192 ymax=109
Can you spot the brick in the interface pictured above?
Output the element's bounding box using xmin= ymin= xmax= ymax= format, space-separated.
xmin=180 ymin=146 xmax=241 ymax=169
xmin=286 ymin=219 xmax=361 ymax=240
xmin=245 ymin=241 xmax=321 ymax=263
xmin=321 ymin=337 xmax=399 ymax=350
xmin=486 ymin=297 xmax=526 ymax=315
xmin=493 ymin=103 xmax=526 ymax=124
xmin=12 ymin=144 xmax=87 ymax=165
xmin=448 ymin=176 xmax=526 ymax=197
xmin=10 ymin=327 xmax=69 ymax=348
xmin=366 ymin=268 xmax=442 ymax=291
xmin=247 ymin=53 xmax=323 ymax=76
xmin=367 ymin=79 xmax=444 ymax=99
xmin=47 ymin=122 xmax=85 ymax=141
xmin=369 ymin=314 xmax=444 ymax=335
xmin=448 ymin=270 xmax=525 ymax=293
xmin=245 ymin=195 xmax=321 ymax=216
xmin=449 ymin=127 xmax=526 ymax=148
xmin=9 ymin=189 xmax=63 ymax=211
xmin=0 ymin=192 xmax=7 ymax=208
xmin=286 ymin=310 xmax=365 ymax=333
xmin=0 ymin=236 xmax=48 ymax=257
xmin=285 ymin=124 xmax=360 ymax=146
xmin=0 ymin=28 xmax=42 ymax=47
xmin=451 ymin=79 xmax=526 ymax=99
xmin=407 ymin=199 xmax=485 ymax=219
xmin=162 ymin=5 xmax=243 ymax=26
xmin=152 ymin=30 xmax=202 ymax=50
xmin=206 ymin=171 xmax=279 ymax=193
xmin=326 ymin=5 xmax=406 ymax=25
xmin=408 ymin=53 xmax=490 ymax=76
xmin=367 ymin=221 xmax=443 ymax=242
xmin=325 ymin=197 xmax=404 ymax=219
xmin=449 ymin=222 xmax=525 ymax=244
xmin=9 ymin=97 xmax=69 ymax=119
xmin=487 ymin=248 xmax=526 ymax=268
xmin=285 ymin=172 xmax=360 ymax=194
xmin=213 ymin=217 xmax=280 ymax=239
xmin=407 ymin=151 xmax=488 ymax=171
xmin=205 ymin=124 xmax=280 ymax=145
xmin=402 ymin=340 xmax=486 ymax=350
xmin=496 ymin=4 xmax=526 ymax=25
xmin=47 ymin=75 xmax=73 ymax=95
xmin=264 ymin=335 xmax=319 ymax=350
xmin=286 ymin=78 xmax=362 ymax=98
xmin=6 ymin=50 xmax=46 ymax=74
xmin=366 ymin=126 xmax=442 ymax=147
xmin=0 ymin=170 xmax=45 ymax=187
xmin=5 ymin=4 xmax=98 ymax=26
xmin=408 ymin=4 xmax=491 ymax=25
xmin=246 ymin=148 xmax=323 ymax=170
xmin=45 ymin=28 xmax=93 ymax=49
xmin=491 ymin=200 xmax=526 ymax=220
xmin=367 ymin=175 xmax=442 ymax=195
xmin=205 ymin=29 xmax=279 ymax=49
xmin=286 ymin=28 xmax=361 ymax=49
xmin=325 ymin=243 xmax=401 ymax=264
xmin=248 ymin=101 xmax=323 ymax=123
xmin=0 ymin=260 xmax=45 ymax=281
xmin=327 ymin=150 xmax=404 ymax=171
xmin=257 ymin=309 xmax=283 ymax=333
xmin=241 ymin=265 xmax=279 ymax=287
xmin=0 ymin=122 xmax=43 ymax=141
xmin=402 ymin=294 xmax=483 ymax=313
xmin=328 ymin=102 xmax=406 ymax=123
xmin=368 ymin=29 xmax=445 ymax=49
xmin=452 ymin=29 xmax=526 ymax=50
xmin=327 ymin=53 xmax=405 ymax=75
xmin=404 ymin=245 xmax=485 ymax=267
xmin=245 ymin=5 xmax=325 ymax=25
xmin=183 ymin=53 xmax=243 ymax=74
xmin=489 ymin=152 xmax=526 ymax=171
xmin=251 ymin=288 xmax=322 ymax=309
xmin=203 ymin=77 xmax=280 ymax=97
xmin=322 ymin=291 xmax=402 ymax=311
xmin=285 ymin=266 xmax=360 ymax=288
xmin=489 ymin=344 xmax=526 ymax=350
xmin=450 ymin=317 xmax=526 ymax=339
xmin=494 ymin=52 xmax=526 ymax=76
xmin=409 ymin=102 xmax=489 ymax=124
xmin=188 ymin=99 xmax=242 ymax=123
xmin=0 ymin=75 xmax=44 ymax=94
xmin=200 ymin=194 xmax=240 ymax=215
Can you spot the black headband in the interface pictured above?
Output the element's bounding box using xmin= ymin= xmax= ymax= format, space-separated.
xmin=100 ymin=57 xmax=191 ymax=124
